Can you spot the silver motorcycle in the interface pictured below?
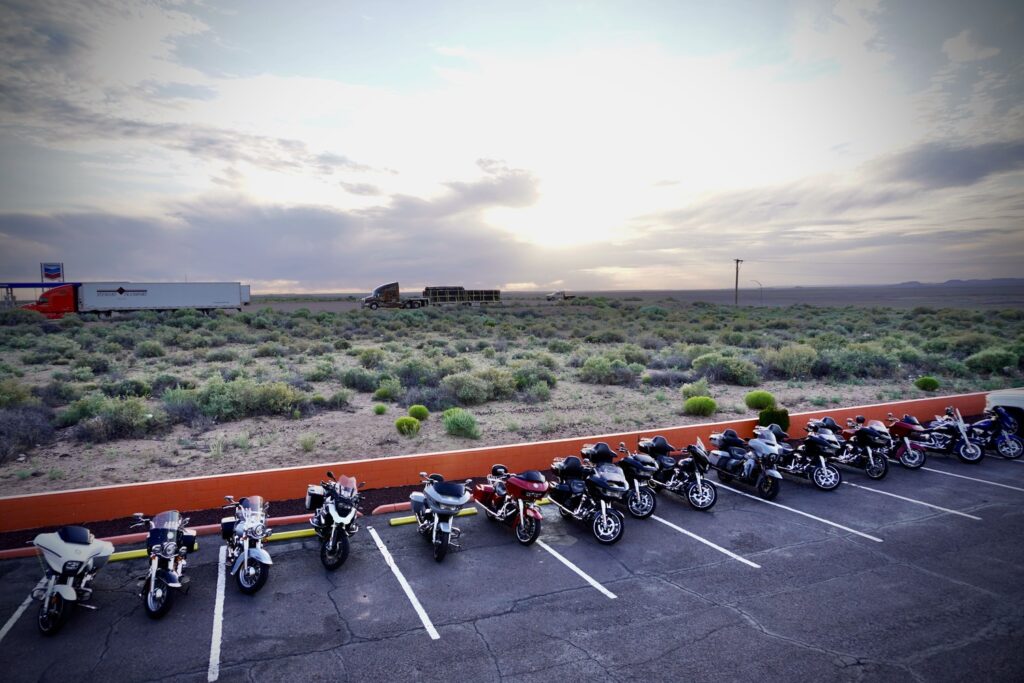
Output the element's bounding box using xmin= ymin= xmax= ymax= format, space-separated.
xmin=221 ymin=495 xmax=273 ymax=594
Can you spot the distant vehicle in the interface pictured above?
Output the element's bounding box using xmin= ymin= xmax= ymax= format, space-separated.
xmin=986 ymin=389 xmax=1024 ymax=435
xmin=21 ymin=282 xmax=248 ymax=319
xmin=546 ymin=290 xmax=576 ymax=301
xmin=361 ymin=282 xmax=501 ymax=309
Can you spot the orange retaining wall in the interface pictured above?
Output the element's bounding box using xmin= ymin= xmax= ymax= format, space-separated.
xmin=0 ymin=392 xmax=987 ymax=533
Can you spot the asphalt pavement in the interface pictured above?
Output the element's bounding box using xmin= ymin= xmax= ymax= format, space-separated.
xmin=1 ymin=453 xmax=1022 ymax=682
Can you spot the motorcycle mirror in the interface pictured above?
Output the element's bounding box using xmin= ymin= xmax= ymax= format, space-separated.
xmin=419 ymin=471 xmax=428 ymax=478
xmin=945 ymin=407 xmax=954 ymax=416
xmin=696 ymin=436 xmax=705 ymax=450
xmin=326 ymin=470 xmax=336 ymax=480
xmin=464 ymin=478 xmax=474 ymax=485
xmin=224 ymin=495 xmax=234 ymax=503
xmin=132 ymin=512 xmax=144 ymax=519
xmin=358 ymin=481 xmax=366 ymax=488
xmin=855 ymin=415 xmax=865 ymax=424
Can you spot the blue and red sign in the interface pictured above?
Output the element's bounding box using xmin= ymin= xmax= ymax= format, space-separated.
xmin=41 ymin=263 xmax=63 ymax=281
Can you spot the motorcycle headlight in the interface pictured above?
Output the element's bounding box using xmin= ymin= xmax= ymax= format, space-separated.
xmin=253 ymin=523 xmax=266 ymax=538
xmin=162 ymin=540 xmax=178 ymax=557
xmin=151 ymin=544 xmax=162 ymax=555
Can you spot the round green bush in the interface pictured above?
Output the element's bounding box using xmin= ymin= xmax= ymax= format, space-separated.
xmin=964 ymin=349 xmax=1017 ymax=375
xmin=373 ymin=404 xmax=387 ymax=415
xmin=408 ymin=404 xmax=430 ymax=421
xmin=744 ymin=390 xmax=776 ymax=410
xmin=395 ymin=416 xmax=421 ymax=436
xmin=135 ymin=341 xmax=165 ymax=358
xmin=758 ymin=407 xmax=790 ymax=432
xmin=680 ymin=378 xmax=711 ymax=399
xmin=442 ymin=407 xmax=480 ymax=439
xmin=683 ymin=396 xmax=717 ymax=416
xmin=914 ymin=376 xmax=940 ymax=392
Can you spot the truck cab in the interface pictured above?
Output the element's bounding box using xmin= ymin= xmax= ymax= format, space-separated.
xmin=361 ymin=282 xmax=427 ymax=310
xmin=22 ymin=284 xmax=77 ymax=318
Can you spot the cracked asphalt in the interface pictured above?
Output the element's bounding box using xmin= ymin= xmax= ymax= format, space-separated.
xmin=1 ymin=454 xmax=1022 ymax=682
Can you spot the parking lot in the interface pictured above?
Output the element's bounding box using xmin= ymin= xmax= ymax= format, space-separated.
xmin=1 ymin=455 xmax=1023 ymax=682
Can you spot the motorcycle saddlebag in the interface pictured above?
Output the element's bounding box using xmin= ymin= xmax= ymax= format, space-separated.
xmin=181 ymin=530 xmax=199 ymax=553
xmin=306 ymin=485 xmax=325 ymax=511
xmin=220 ymin=517 xmax=235 ymax=541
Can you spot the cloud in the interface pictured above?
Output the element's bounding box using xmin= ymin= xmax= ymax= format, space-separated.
xmin=942 ymin=30 xmax=1001 ymax=63
xmin=875 ymin=140 xmax=1024 ymax=188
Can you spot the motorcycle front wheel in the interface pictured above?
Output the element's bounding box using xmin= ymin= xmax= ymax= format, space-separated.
xmin=237 ymin=561 xmax=270 ymax=594
xmin=320 ymin=533 xmax=350 ymax=571
xmin=626 ymin=486 xmax=657 ymax=519
xmin=591 ymin=509 xmax=625 ymax=545
xmin=811 ymin=464 xmax=842 ymax=491
xmin=514 ymin=516 xmax=541 ymax=546
xmin=995 ymin=434 xmax=1023 ymax=459
xmin=865 ymin=455 xmax=889 ymax=480
xmin=756 ymin=477 xmax=780 ymax=501
xmin=955 ymin=440 xmax=984 ymax=464
xmin=897 ymin=443 xmax=926 ymax=469
xmin=433 ymin=530 xmax=450 ymax=562
xmin=37 ymin=593 xmax=67 ymax=635
xmin=686 ymin=480 xmax=717 ymax=510
xmin=144 ymin=577 xmax=174 ymax=619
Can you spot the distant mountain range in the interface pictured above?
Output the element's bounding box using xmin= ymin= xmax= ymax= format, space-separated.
xmin=895 ymin=278 xmax=1024 ymax=286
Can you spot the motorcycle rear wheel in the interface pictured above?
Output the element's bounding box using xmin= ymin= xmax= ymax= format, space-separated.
xmin=144 ymin=577 xmax=174 ymax=619
xmin=955 ymin=441 xmax=984 ymax=464
xmin=865 ymin=455 xmax=888 ymax=480
xmin=756 ymin=477 xmax=780 ymax=501
xmin=897 ymin=444 xmax=926 ymax=469
xmin=626 ymin=487 xmax=656 ymax=519
xmin=996 ymin=434 xmax=1023 ymax=459
xmin=686 ymin=480 xmax=717 ymax=510
xmin=320 ymin=533 xmax=350 ymax=571
xmin=37 ymin=593 xmax=67 ymax=635
xmin=237 ymin=561 xmax=269 ymax=594
xmin=810 ymin=464 xmax=842 ymax=491
xmin=592 ymin=509 xmax=624 ymax=545
xmin=716 ymin=470 xmax=733 ymax=484
xmin=433 ymin=530 xmax=450 ymax=562
xmin=514 ymin=517 xmax=541 ymax=546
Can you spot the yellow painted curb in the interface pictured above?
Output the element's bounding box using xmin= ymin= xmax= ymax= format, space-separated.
xmin=266 ymin=529 xmax=316 ymax=543
xmin=110 ymin=549 xmax=149 ymax=562
xmin=389 ymin=507 xmax=478 ymax=527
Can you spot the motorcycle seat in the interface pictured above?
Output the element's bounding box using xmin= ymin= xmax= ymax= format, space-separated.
xmin=58 ymin=526 xmax=93 ymax=545
xmin=640 ymin=435 xmax=675 ymax=456
xmin=728 ymin=447 xmax=749 ymax=458
xmin=557 ymin=456 xmax=585 ymax=479
xmin=583 ymin=442 xmax=617 ymax=463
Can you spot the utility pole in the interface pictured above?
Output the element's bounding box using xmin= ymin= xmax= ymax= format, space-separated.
xmin=733 ymin=259 xmax=743 ymax=306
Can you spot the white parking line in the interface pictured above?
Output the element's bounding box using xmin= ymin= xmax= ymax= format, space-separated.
xmin=207 ymin=545 xmax=227 ymax=682
xmin=921 ymin=466 xmax=1024 ymax=493
xmin=0 ymin=578 xmax=45 ymax=645
xmin=651 ymin=515 xmax=760 ymax=569
xmin=843 ymin=482 xmax=982 ymax=520
xmin=368 ymin=526 xmax=440 ymax=639
xmin=536 ymin=539 xmax=617 ymax=599
xmin=718 ymin=484 xmax=884 ymax=543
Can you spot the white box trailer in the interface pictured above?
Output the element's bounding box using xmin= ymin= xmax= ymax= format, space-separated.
xmin=78 ymin=282 xmax=244 ymax=313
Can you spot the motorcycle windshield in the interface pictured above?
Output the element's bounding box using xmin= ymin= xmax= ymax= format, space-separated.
xmin=867 ymin=420 xmax=888 ymax=433
xmin=335 ymin=476 xmax=358 ymax=499
xmin=151 ymin=510 xmax=181 ymax=530
xmin=239 ymin=496 xmax=264 ymax=511
xmin=593 ymin=462 xmax=627 ymax=485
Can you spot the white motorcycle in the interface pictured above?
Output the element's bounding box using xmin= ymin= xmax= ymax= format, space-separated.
xmin=221 ymin=495 xmax=274 ymax=594
xmin=307 ymin=471 xmax=363 ymax=570
xmin=31 ymin=525 xmax=114 ymax=635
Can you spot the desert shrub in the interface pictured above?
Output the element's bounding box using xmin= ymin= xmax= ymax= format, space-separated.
xmin=57 ymin=395 xmax=107 ymax=427
xmin=373 ymin=377 xmax=403 ymax=401
xmin=680 ymin=378 xmax=711 ymax=399
xmin=643 ymin=369 xmax=690 ymax=387
xmin=304 ymin=362 xmax=336 ymax=382
xmin=76 ymin=398 xmax=165 ymax=443
xmin=135 ymin=341 xmax=165 ymax=358
xmin=307 ymin=342 xmax=333 ymax=356
xmin=393 ymin=357 xmax=440 ymax=387
xmin=195 ymin=379 xmax=308 ymax=421
xmin=585 ymin=329 xmax=626 ymax=344
xmin=474 ymin=368 xmax=517 ymax=400
xmin=546 ymin=339 xmax=574 ymax=353
xmin=206 ymin=349 xmax=239 ymax=362
xmin=441 ymin=372 xmax=489 ymax=405
xmin=762 ymin=344 xmax=817 ymax=379
xmin=521 ymin=381 xmax=551 ymax=403
xmin=619 ymin=344 xmax=650 ymax=365
xmin=511 ymin=362 xmax=557 ymax=390
xmin=692 ymin=353 xmax=760 ymax=386
xmin=408 ymin=404 xmax=430 ymax=421
xmin=341 ymin=367 xmax=379 ymax=392
xmin=914 ymin=376 xmax=940 ymax=391
xmin=758 ymin=407 xmax=790 ymax=432
xmin=328 ymin=389 xmax=352 ymax=408
xmin=579 ymin=356 xmax=637 ymax=385
xmin=0 ymin=379 xmax=35 ymax=408
xmin=101 ymin=378 xmax=152 ymax=398
xmin=253 ymin=342 xmax=289 ymax=358
xmin=33 ymin=380 xmax=83 ymax=407
xmin=443 ymin=407 xmax=480 ymax=439
xmin=151 ymin=374 xmax=196 ymax=394
xmin=0 ymin=406 xmax=54 ymax=462
xmin=744 ymin=390 xmax=776 ymax=410
xmin=683 ymin=396 xmax=717 ymax=416
xmin=964 ymin=349 xmax=1017 ymax=375
xmin=373 ymin=404 xmax=387 ymax=415
xmin=161 ymin=388 xmax=203 ymax=425
xmin=73 ymin=354 xmax=111 ymax=374
xmin=358 ymin=348 xmax=386 ymax=369
xmin=949 ymin=333 xmax=996 ymax=357
xmin=818 ymin=344 xmax=894 ymax=379
xmin=0 ymin=308 xmax=45 ymax=326
xmin=395 ymin=416 xmax=421 ymax=436
xmin=401 ymin=386 xmax=456 ymax=412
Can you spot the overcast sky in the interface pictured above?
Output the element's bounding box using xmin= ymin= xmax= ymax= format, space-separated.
xmin=1 ymin=0 xmax=1022 ymax=292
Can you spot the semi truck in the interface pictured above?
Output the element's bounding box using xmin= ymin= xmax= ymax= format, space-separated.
xmin=20 ymin=282 xmax=250 ymax=319
xmin=361 ymin=282 xmax=501 ymax=309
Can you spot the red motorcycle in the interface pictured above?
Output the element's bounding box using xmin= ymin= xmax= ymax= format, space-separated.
xmin=473 ymin=465 xmax=547 ymax=545
xmin=886 ymin=412 xmax=928 ymax=469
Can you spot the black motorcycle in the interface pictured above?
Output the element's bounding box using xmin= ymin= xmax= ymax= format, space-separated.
xmin=585 ymin=442 xmax=655 ymax=518
xmin=768 ymin=423 xmax=842 ymax=491
xmin=708 ymin=428 xmax=783 ymax=500
xmin=221 ymin=495 xmax=273 ymax=594
xmin=131 ymin=510 xmax=197 ymax=619
xmin=548 ymin=447 xmax=629 ymax=544
xmin=632 ymin=435 xmax=717 ymax=510
xmin=307 ymin=471 xmax=363 ymax=569
xmin=912 ymin=407 xmax=984 ymax=464
xmin=831 ymin=416 xmax=890 ymax=480
xmin=410 ymin=472 xmax=473 ymax=562
xmin=966 ymin=406 xmax=1024 ymax=459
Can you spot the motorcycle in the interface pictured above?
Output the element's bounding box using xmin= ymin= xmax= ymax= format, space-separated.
xmin=832 ymin=416 xmax=890 ymax=480
xmin=965 ymin=406 xmax=1024 ymax=459
xmin=708 ymin=428 xmax=783 ymax=500
xmin=307 ymin=471 xmax=363 ymax=570
xmin=589 ymin=441 xmax=656 ymax=518
xmin=31 ymin=525 xmax=114 ymax=635
xmin=548 ymin=445 xmax=629 ymax=544
xmin=885 ymin=413 xmax=928 ymax=469
xmin=131 ymin=510 xmax=197 ymax=619
xmin=221 ymin=495 xmax=273 ymax=594
xmin=410 ymin=472 xmax=473 ymax=562
xmin=901 ymin=407 xmax=984 ymax=464
xmin=630 ymin=435 xmax=717 ymax=511
xmin=766 ymin=423 xmax=842 ymax=491
xmin=472 ymin=465 xmax=547 ymax=545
